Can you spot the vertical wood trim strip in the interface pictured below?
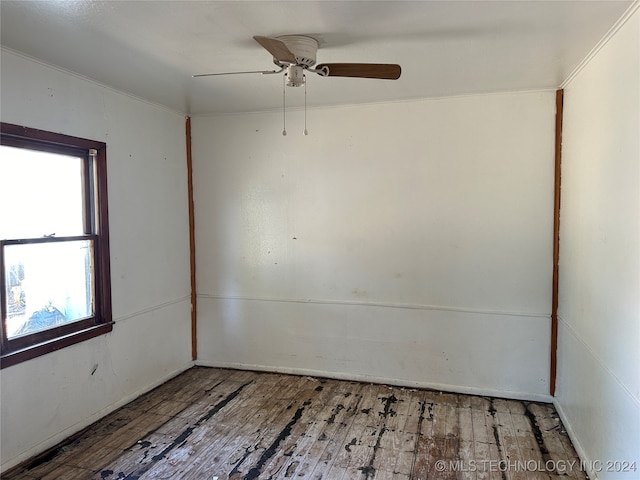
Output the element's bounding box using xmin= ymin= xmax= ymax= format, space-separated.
xmin=96 ymin=145 xmax=113 ymax=328
xmin=186 ymin=116 xmax=197 ymax=361
xmin=550 ymin=89 xmax=564 ymax=396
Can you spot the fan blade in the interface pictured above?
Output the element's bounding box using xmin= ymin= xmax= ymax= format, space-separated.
xmin=253 ymin=35 xmax=297 ymax=64
xmin=315 ymin=63 xmax=401 ymax=80
xmin=193 ymin=69 xmax=280 ymax=78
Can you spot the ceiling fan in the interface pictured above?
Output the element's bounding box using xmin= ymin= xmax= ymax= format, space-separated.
xmin=194 ymin=35 xmax=402 ymax=86
xmin=194 ymin=35 xmax=401 ymax=135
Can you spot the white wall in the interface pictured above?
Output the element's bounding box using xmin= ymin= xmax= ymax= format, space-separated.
xmin=0 ymin=50 xmax=193 ymax=471
xmin=555 ymin=8 xmax=640 ymax=479
xmin=192 ymin=90 xmax=556 ymax=400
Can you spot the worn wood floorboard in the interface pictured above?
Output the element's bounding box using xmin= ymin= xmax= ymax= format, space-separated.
xmin=3 ymin=367 xmax=588 ymax=480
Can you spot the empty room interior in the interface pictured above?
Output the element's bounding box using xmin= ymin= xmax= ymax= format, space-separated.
xmin=0 ymin=1 xmax=638 ymax=479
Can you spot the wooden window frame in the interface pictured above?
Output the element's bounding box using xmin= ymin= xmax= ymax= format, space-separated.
xmin=0 ymin=123 xmax=113 ymax=368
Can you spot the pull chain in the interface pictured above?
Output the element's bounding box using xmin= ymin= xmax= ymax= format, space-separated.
xmin=304 ymin=76 xmax=308 ymax=136
xmin=282 ymin=73 xmax=287 ymax=136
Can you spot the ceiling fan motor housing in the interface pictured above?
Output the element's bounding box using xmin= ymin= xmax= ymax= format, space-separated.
xmin=276 ymin=35 xmax=318 ymax=68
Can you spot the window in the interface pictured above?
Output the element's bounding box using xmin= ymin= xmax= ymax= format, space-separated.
xmin=1 ymin=123 xmax=112 ymax=368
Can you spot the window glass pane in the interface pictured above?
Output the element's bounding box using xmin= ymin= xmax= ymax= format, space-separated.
xmin=0 ymin=145 xmax=84 ymax=240
xmin=4 ymin=240 xmax=94 ymax=338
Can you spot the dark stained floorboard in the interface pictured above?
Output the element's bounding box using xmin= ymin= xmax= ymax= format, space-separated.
xmin=2 ymin=367 xmax=587 ymax=480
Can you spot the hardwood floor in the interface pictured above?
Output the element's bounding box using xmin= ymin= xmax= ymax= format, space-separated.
xmin=4 ymin=367 xmax=587 ymax=480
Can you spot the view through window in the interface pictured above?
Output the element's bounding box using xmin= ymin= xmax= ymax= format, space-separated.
xmin=1 ymin=146 xmax=91 ymax=338
xmin=0 ymin=124 xmax=112 ymax=367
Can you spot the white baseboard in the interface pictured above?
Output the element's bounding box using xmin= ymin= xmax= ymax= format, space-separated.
xmin=195 ymin=359 xmax=553 ymax=403
xmin=554 ymin=397 xmax=596 ymax=480
xmin=1 ymin=360 xmax=195 ymax=473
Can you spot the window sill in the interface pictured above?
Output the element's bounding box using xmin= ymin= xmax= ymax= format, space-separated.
xmin=0 ymin=322 xmax=114 ymax=369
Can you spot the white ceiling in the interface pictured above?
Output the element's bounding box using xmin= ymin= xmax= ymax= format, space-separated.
xmin=0 ymin=1 xmax=633 ymax=115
